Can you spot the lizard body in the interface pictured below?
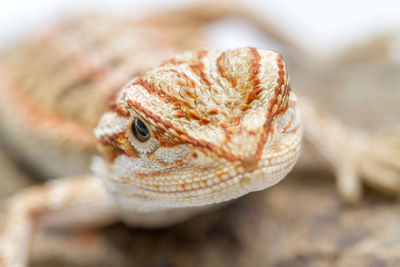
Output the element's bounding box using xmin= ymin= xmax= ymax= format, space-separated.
xmin=0 ymin=46 xmax=301 ymax=266
xmin=0 ymin=6 xmax=399 ymax=266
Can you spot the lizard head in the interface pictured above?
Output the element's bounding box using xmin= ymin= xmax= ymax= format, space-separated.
xmin=94 ymin=47 xmax=301 ymax=211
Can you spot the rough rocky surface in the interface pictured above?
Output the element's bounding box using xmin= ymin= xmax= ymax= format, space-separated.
xmin=31 ymin=169 xmax=400 ymax=267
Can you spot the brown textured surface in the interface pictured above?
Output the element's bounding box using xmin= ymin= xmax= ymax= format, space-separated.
xmin=31 ymin=170 xmax=400 ymax=267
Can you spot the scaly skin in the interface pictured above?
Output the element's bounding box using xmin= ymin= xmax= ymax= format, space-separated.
xmin=94 ymin=48 xmax=301 ymax=215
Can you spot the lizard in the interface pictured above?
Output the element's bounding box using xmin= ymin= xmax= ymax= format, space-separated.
xmin=0 ymin=44 xmax=303 ymax=266
xmin=0 ymin=0 xmax=398 ymax=200
xmin=0 ymin=4 xmax=399 ymax=267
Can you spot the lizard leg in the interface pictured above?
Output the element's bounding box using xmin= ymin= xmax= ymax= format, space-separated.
xmin=299 ymin=97 xmax=400 ymax=203
xmin=0 ymin=175 xmax=119 ymax=267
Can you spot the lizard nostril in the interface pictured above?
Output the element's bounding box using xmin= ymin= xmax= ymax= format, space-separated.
xmin=242 ymin=156 xmax=259 ymax=171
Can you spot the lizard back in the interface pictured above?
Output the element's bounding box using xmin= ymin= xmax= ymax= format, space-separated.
xmin=0 ymin=13 xmax=203 ymax=178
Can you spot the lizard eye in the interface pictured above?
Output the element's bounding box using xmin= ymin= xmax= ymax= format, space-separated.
xmin=125 ymin=116 xmax=159 ymax=154
xmin=132 ymin=118 xmax=150 ymax=142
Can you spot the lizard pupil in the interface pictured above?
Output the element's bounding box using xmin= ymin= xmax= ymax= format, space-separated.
xmin=133 ymin=118 xmax=150 ymax=142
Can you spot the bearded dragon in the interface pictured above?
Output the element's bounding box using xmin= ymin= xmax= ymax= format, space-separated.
xmin=0 ymin=5 xmax=399 ymax=267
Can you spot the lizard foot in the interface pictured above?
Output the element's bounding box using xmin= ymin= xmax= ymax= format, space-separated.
xmin=333 ymin=126 xmax=400 ymax=204
xmin=300 ymin=97 xmax=400 ymax=203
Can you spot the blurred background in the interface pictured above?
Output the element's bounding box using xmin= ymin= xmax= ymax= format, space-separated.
xmin=0 ymin=0 xmax=400 ymax=266
xmin=1 ymin=0 xmax=400 ymax=57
